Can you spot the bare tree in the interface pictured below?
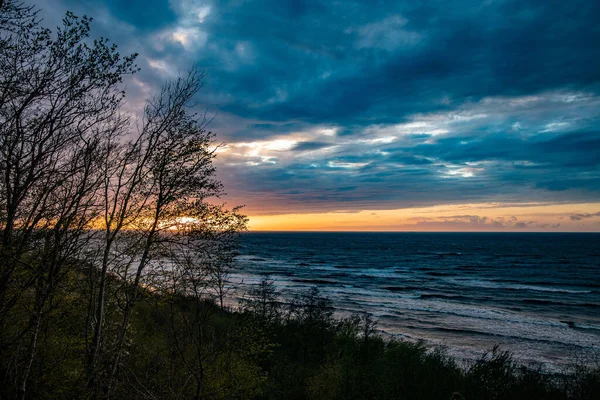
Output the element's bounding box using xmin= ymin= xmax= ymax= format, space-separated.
xmin=1 ymin=4 xmax=247 ymax=397
xmin=78 ymin=69 xmax=247 ymax=396
xmin=0 ymin=6 xmax=136 ymax=317
xmin=242 ymin=276 xmax=280 ymax=323
xmin=0 ymin=4 xmax=137 ymax=397
xmin=154 ymin=205 xmax=247 ymax=399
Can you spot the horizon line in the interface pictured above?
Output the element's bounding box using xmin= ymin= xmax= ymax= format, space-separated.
xmin=244 ymin=230 xmax=600 ymax=233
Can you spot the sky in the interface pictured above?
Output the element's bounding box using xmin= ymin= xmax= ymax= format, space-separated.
xmin=38 ymin=0 xmax=600 ymax=231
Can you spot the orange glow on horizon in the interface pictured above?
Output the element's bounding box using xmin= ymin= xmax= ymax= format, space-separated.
xmin=246 ymin=202 xmax=600 ymax=232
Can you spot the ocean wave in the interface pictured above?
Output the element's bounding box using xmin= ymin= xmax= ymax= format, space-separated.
xmin=420 ymin=293 xmax=474 ymax=301
xmin=236 ymin=255 xmax=268 ymax=262
xmin=456 ymin=265 xmax=482 ymax=270
xmin=384 ymin=286 xmax=423 ymax=292
xmin=291 ymin=278 xmax=337 ymax=285
xmin=237 ymin=232 xmax=600 ymax=368
xmin=425 ymin=271 xmax=455 ymax=277
xmin=523 ymin=299 xmax=600 ymax=308
xmin=447 ymin=278 xmax=593 ymax=294
xmin=572 ymin=323 xmax=600 ymax=331
xmin=420 ymin=326 xmax=594 ymax=348
xmin=492 ymin=279 xmax=600 ymax=291
xmin=515 ymin=284 xmax=592 ymax=294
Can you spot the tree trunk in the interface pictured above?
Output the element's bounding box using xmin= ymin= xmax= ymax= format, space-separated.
xmin=86 ymin=241 xmax=113 ymax=387
xmin=19 ymin=280 xmax=50 ymax=400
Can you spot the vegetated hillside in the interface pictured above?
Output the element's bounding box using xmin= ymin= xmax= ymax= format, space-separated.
xmin=3 ymin=269 xmax=599 ymax=400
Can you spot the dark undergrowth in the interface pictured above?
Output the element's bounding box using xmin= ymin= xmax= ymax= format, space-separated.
xmin=2 ymin=274 xmax=598 ymax=400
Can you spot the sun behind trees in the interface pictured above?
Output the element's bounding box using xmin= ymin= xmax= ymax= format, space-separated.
xmin=0 ymin=1 xmax=246 ymax=398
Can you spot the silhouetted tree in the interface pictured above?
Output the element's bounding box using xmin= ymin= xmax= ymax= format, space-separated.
xmin=242 ymin=277 xmax=280 ymax=322
xmin=1 ymin=2 xmax=248 ymax=397
xmin=84 ymin=69 xmax=247 ymax=396
xmin=289 ymin=286 xmax=334 ymax=327
xmin=0 ymin=3 xmax=137 ymax=396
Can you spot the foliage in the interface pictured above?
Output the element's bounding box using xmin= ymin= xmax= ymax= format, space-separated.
xmin=0 ymin=1 xmax=246 ymax=398
xmin=0 ymin=2 xmax=599 ymax=399
xmin=0 ymin=267 xmax=598 ymax=399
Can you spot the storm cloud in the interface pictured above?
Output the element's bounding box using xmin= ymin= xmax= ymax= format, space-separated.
xmin=40 ymin=0 xmax=600 ymax=215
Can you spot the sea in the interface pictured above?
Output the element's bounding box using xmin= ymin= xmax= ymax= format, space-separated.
xmin=230 ymin=232 xmax=600 ymax=371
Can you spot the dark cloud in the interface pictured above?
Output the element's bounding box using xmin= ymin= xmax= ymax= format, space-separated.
xmin=103 ymin=0 xmax=177 ymax=31
xmin=290 ymin=141 xmax=333 ymax=151
xmin=200 ymin=0 xmax=600 ymax=125
xmin=570 ymin=212 xmax=600 ymax=221
xmin=37 ymin=0 xmax=600 ymax=214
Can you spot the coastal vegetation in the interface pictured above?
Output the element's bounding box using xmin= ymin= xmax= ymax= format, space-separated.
xmin=2 ymin=269 xmax=600 ymax=399
xmin=0 ymin=1 xmax=599 ymax=398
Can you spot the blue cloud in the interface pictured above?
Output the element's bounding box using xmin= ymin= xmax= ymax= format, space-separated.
xmin=36 ymin=0 xmax=600 ymax=213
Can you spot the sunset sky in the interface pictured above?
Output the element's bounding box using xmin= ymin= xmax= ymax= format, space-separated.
xmin=40 ymin=0 xmax=600 ymax=231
